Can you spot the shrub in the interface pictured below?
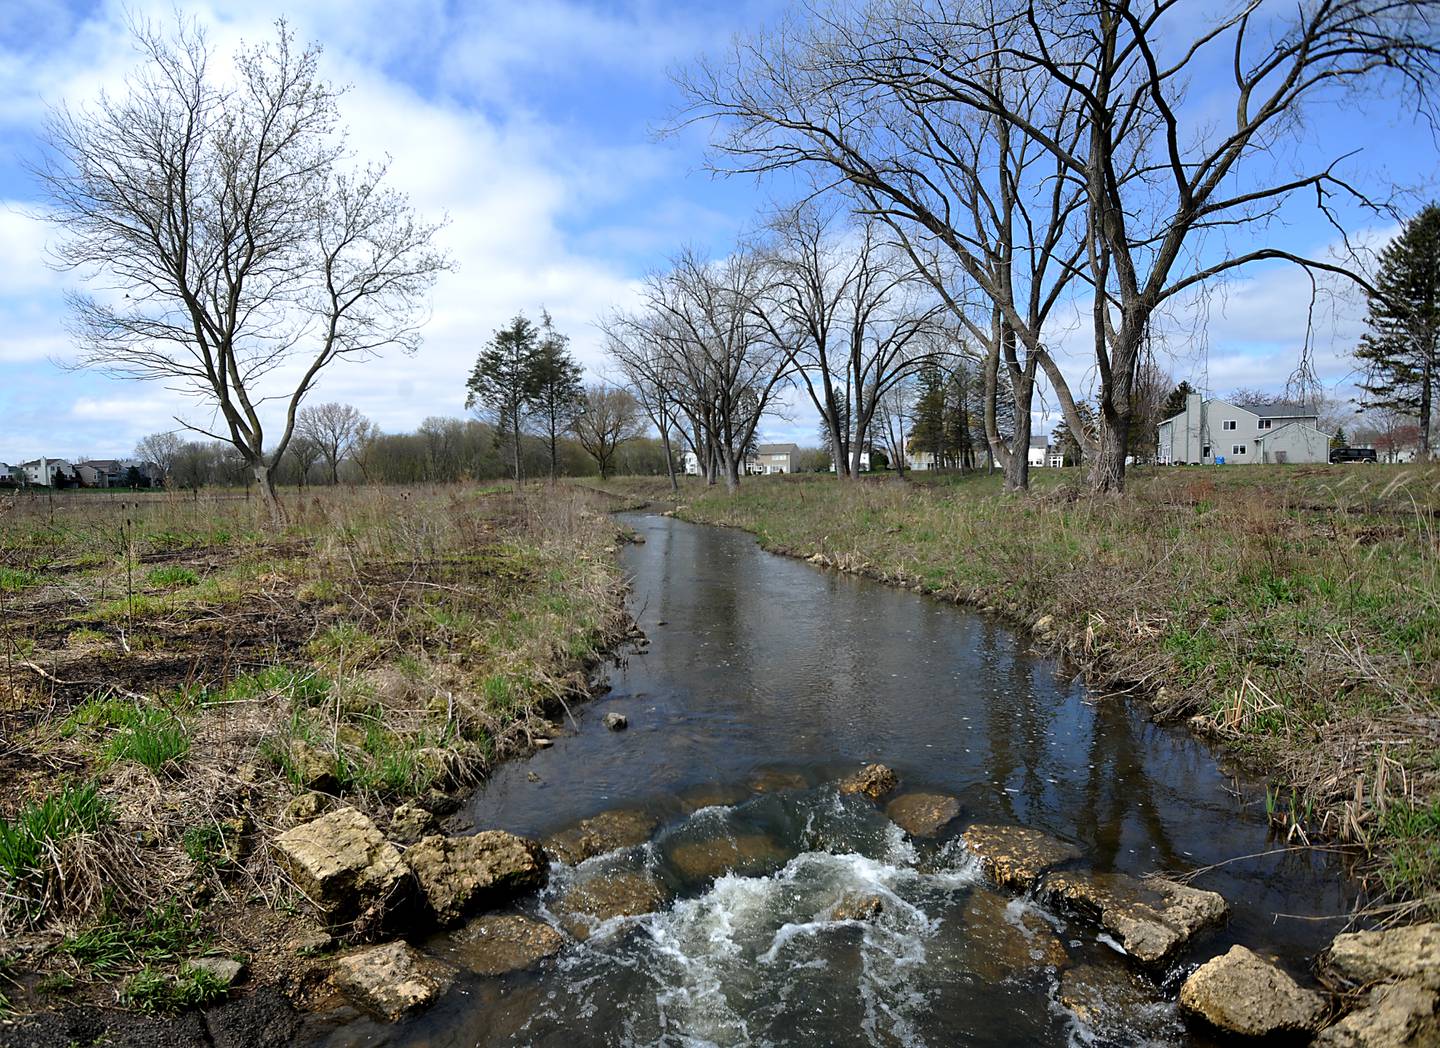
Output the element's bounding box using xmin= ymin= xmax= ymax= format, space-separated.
xmin=0 ymin=784 xmax=113 ymax=927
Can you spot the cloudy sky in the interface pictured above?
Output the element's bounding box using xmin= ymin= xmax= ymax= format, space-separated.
xmin=0 ymin=0 xmax=1436 ymax=462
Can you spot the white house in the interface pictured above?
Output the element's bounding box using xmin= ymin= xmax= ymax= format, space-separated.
xmin=1026 ymin=435 xmax=1048 ymax=468
xmin=829 ymin=450 xmax=871 ymax=472
xmin=19 ymin=457 xmax=74 ymax=486
xmin=1156 ymin=393 xmax=1330 ymax=465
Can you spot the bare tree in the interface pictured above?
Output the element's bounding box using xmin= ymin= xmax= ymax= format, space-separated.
xmin=676 ymin=1 xmax=1097 ymax=491
xmin=681 ymin=0 xmax=1439 ymax=492
xmin=287 ymin=433 xmax=323 ymax=488
xmin=605 ymin=311 xmax=684 ymax=492
xmin=760 ymin=207 xmax=949 ymax=479
xmin=134 ymin=431 xmax=182 ymax=488
xmin=572 ymin=386 xmax=646 ymax=480
xmin=295 ymin=402 xmax=371 ymax=484
xmin=640 ymin=247 xmax=793 ymax=491
xmin=38 ymin=17 xmax=449 ymax=522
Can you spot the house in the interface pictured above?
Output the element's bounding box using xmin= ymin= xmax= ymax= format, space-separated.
xmin=749 ymin=443 xmax=799 ymax=475
xmin=1156 ymin=392 xmax=1331 ymax=465
xmin=1027 ymin=435 xmax=1048 ymax=468
xmin=76 ymin=459 xmax=124 ymax=487
xmin=18 ymin=457 xmax=75 ymax=487
xmin=0 ymin=463 xmax=16 ymax=487
xmin=828 ymin=450 xmax=872 ymax=472
xmin=907 ymin=448 xmax=937 ymax=470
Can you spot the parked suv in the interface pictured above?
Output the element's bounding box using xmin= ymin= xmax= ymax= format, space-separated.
xmin=1329 ymin=447 xmax=1378 ymax=464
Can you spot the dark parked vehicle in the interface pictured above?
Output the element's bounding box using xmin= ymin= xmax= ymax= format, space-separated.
xmin=1329 ymin=447 xmax=1378 ymax=464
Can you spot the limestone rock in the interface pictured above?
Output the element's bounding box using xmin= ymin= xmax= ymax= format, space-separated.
xmin=749 ymin=769 xmax=809 ymax=794
xmin=667 ymin=833 xmax=789 ymax=882
xmin=185 ymin=956 xmax=246 ymax=988
xmin=286 ymin=929 xmax=333 ymax=955
xmin=837 ymin=764 xmax=899 ymax=800
xmin=1041 ymin=870 xmax=1227 ymax=966
xmin=960 ymin=824 xmax=1080 ymax=890
xmin=1327 ymin=923 xmax=1440 ymax=991
xmin=332 ymin=941 xmax=452 ymax=1021
xmin=1315 ymin=979 xmax=1438 ymax=1047
xmin=445 ymin=914 xmax=565 ymax=975
xmin=885 ymin=792 xmax=962 ymax=838
xmin=1179 ymin=945 xmax=1327 ymax=1036
xmin=388 ymin=803 xmax=436 ymax=844
xmin=677 ymin=783 xmax=750 ymax=813
xmin=1057 ymin=963 xmax=1183 ymax=1043
xmin=543 ymin=809 xmax=660 ymax=866
xmin=407 ymin=831 xmax=548 ymax=927
xmin=556 ymin=871 xmax=667 ymax=940
xmin=273 ymin=807 xmax=410 ymax=924
xmin=282 ymin=791 xmax=327 ymax=825
xmin=832 ymin=893 xmax=884 ymax=922
xmin=287 ymin=742 xmax=337 ymax=793
xmin=603 ymin=711 xmax=628 ymax=731
xmin=958 ymin=889 xmax=1068 ymax=982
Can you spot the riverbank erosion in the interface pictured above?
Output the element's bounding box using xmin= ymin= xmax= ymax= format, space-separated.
xmin=0 ymin=484 xmax=634 ymax=1035
xmin=602 ymin=467 xmax=1440 ymax=920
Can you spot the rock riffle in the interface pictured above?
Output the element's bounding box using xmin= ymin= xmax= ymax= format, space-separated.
xmin=885 ymin=792 xmax=961 ymax=838
xmin=837 ymin=764 xmax=899 ymax=800
xmin=1315 ymin=979 xmax=1439 ymax=1047
xmin=556 ymin=871 xmax=668 ymax=940
xmin=1179 ymin=945 xmax=1327 ymax=1036
xmin=332 ymin=941 xmax=452 ymax=1021
xmin=445 ymin=914 xmax=565 ymax=976
xmin=543 ymin=809 xmax=659 ymax=866
xmin=1040 ymin=870 xmax=1227 ymax=966
xmin=1326 ymin=923 xmax=1440 ymax=991
xmin=272 ymin=807 xmax=410 ymax=927
xmin=960 ymin=824 xmax=1080 ymax=889
xmin=406 ymin=831 xmax=548 ymax=927
xmin=667 ymin=833 xmax=790 ymax=882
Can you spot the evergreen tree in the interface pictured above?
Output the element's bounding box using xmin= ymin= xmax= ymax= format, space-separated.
xmin=531 ymin=311 xmax=585 ymax=480
xmin=1356 ymin=204 xmax=1440 ymax=460
xmin=1162 ymin=380 xmax=1196 ymax=420
xmin=909 ymin=366 xmax=947 ymax=467
xmin=466 ymin=314 xmax=543 ymax=482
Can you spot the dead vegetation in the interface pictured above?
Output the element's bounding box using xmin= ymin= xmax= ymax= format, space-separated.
xmin=0 ymin=483 xmax=632 ymax=1014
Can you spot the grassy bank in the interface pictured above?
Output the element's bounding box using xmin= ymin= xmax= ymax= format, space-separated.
xmin=0 ymin=483 xmax=632 ymax=1015
xmin=606 ymin=466 xmax=1440 ymax=918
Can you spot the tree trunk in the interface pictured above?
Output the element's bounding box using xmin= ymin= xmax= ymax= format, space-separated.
xmin=659 ymin=422 xmax=678 ymax=493
xmin=253 ymin=461 xmax=284 ymax=525
xmin=1419 ymin=348 xmax=1433 ymax=463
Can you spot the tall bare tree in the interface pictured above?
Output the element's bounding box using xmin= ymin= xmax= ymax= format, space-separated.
xmin=572 ymin=386 xmax=646 ymax=480
xmin=294 ymin=402 xmax=372 ymax=484
xmin=38 ymin=18 xmax=449 ymax=522
xmin=134 ymin=431 xmax=182 ymax=489
xmin=681 ymin=0 xmax=1439 ymax=492
xmin=760 ymin=207 xmax=950 ymax=479
xmin=605 ymin=311 xmax=684 ymax=492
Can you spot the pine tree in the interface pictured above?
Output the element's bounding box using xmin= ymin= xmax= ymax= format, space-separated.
xmin=909 ymin=366 xmax=948 ymax=467
xmin=1356 ymin=204 xmax=1440 ymax=460
xmin=530 ymin=311 xmax=585 ymax=480
xmin=466 ymin=314 xmax=543 ymax=482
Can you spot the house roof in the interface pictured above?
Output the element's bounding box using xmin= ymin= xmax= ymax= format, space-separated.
xmin=78 ymin=459 xmax=123 ymax=469
xmin=1254 ymin=420 xmax=1332 ymax=442
xmin=1029 ymin=435 xmax=1048 ymax=448
xmin=1249 ymin=401 xmax=1319 ymax=418
xmin=756 ymin=443 xmax=798 ymax=455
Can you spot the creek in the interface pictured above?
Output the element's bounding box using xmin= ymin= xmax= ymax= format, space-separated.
xmin=310 ymin=511 xmax=1357 ymax=1047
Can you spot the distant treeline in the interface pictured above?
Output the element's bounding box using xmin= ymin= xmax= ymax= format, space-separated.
xmin=142 ymin=417 xmax=675 ymax=490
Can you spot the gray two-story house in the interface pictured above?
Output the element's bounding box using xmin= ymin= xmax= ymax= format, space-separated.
xmin=1156 ymin=392 xmax=1332 ymax=465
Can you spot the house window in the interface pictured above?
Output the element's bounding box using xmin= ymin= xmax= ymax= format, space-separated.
xmin=1232 ymin=444 xmax=1246 ymax=456
xmin=1223 ymin=420 xmax=1237 ymax=431
xmin=1258 ymin=419 xmax=1272 ymax=430
xmin=1202 ymin=444 xmax=1211 ymax=458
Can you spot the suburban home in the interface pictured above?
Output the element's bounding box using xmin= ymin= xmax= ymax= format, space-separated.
xmin=18 ymin=457 xmax=75 ymax=487
xmin=1156 ymin=392 xmax=1331 ymax=465
xmin=1027 ymin=435 xmax=1048 ymax=468
xmin=76 ymin=459 xmax=125 ymax=487
xmin=748 ymin=443 xmax=799 ymax=475
xmin=0 ymin=462 xmax=17 ymax=486
xmin=828 ymin=450 xmax=872 ymax=472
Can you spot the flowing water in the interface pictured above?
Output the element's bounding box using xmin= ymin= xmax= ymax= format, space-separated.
xmin=308 ymin=511 xmax=1358 ymax=1047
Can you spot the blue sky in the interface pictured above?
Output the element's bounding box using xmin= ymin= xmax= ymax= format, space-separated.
xmin=1 ymin=0 xmax=1436 ymax=462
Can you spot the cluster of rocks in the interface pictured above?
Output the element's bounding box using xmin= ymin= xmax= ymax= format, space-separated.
xmin=834 ymin=762 xmax=1438 ymax=1045
xmin=271 ymin=805 xmax=551 ymax=1020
